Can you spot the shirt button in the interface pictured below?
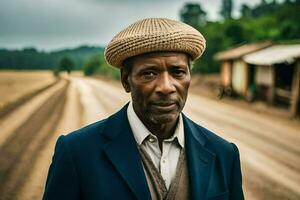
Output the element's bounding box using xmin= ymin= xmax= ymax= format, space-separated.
xmin=148 ymin=137 xmax=156 ymax=143
xmin=162 ymin=159 xmax=166 ymax=163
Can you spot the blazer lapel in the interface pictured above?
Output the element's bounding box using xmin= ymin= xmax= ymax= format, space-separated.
xmin=183 ymin=115 xmax=216 ymax=200
xmin=102 ymin=104 xmax=151 ymax=200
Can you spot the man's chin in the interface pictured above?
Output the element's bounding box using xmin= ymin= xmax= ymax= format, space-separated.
xmin=149 ymin=113 xmax=178 ymax=124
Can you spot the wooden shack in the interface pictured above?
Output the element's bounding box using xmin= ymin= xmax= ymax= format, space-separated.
xmin=244 ymin=44 xmax=300 ymax=117
xmin=215 ymin=42 xmax=272 ymax=96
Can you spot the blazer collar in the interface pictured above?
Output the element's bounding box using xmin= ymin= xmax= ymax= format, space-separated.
xmin=182 ymin=114 xmax=216 ymax=200
xmin=102 ymin=103 xmax=151 ymax=200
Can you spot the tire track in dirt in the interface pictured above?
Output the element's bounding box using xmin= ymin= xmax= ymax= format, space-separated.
xmin=187 ymin=94 xmax=300 ymax=155
xmin=0 ymin=80 xmax=69 ymax=200
xmin=72 ymin=77 xmax=109 ymax=125
xmin=185 ymin=99 xmax=300 ymax=174
xmin=242 ymin=158 xmax=300 ymax=200
xmin=84 ymin=78 xmax=129 ymax=115
xmin=189 ymin=104 xmax=300 ymax=173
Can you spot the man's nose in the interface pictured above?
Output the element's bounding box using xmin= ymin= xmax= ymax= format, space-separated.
xmin=156 ymin=73 xmax=176 ymax=95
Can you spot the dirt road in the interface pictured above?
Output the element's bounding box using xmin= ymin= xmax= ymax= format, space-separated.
xmin=0 ymin=76 xmax=299 ymax=200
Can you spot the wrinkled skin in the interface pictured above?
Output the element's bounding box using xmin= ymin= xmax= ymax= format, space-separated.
xmin=121 ymin=52 xmax=191 ymax=141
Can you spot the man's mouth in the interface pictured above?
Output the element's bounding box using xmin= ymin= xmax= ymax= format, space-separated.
xmin=151 ymin=102 xmax=177 ymax=112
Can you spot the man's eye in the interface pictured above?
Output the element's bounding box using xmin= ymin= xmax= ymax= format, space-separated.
xmin=173 ymin=70 xmax=186 ymax=77
xmin=141 ymin=71 xmax=156 ymax=78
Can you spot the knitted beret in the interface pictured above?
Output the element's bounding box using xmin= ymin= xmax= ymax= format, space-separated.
xmin=104 ymin=18 xmax=206 ymax=68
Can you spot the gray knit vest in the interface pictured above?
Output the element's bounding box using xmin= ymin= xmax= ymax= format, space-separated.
xmin=138 ymin=147 xmax=189 ymax=200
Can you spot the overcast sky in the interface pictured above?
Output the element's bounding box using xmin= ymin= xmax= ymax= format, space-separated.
xmin=0 ymin=0 xmax=262 ymax=51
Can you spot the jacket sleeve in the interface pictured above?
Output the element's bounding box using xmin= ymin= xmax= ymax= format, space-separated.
xmin=229 ymin=143 xmax=244 ymax=200
xmin=42 ymin=135 xmax=80 ymax=200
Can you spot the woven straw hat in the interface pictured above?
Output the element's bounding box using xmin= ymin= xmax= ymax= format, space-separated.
xmin=104 ymin=18 xmax=206 ymax=67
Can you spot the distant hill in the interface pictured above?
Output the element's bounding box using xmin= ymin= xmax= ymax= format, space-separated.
xmin=0 ymin=45 xmax=105 ymax=70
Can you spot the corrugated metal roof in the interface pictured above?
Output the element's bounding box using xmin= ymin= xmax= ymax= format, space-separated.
xmin=215 ymin=41 xmax=272 ymax=61
xmin=243 ymin=44 xmax=300 ymax=65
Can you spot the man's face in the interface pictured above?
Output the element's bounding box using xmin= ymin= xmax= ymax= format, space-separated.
xmin=122 ymin=52 xmax=191 ymax=126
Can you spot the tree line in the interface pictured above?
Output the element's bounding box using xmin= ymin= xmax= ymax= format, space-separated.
xmin=0 ymin=46 xmax=104 ymax=71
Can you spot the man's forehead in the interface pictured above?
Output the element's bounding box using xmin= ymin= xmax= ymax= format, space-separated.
xmin=133 ymin=51 xmax=189 ymax=62
xmin=122 ymin=51 xmax=191 ymax=70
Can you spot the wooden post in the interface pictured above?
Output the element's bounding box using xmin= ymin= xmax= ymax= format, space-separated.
xmin=220 ymin=60 xmax=233 ymax=88
xmin=268 ymin=65 xmax=276 ymax=104
xmin=290 ymin=59 xmax=300 ymax=117
xmin=229 ymin=60 xmax=232 ymax=89
xmin=243 ymin=61 xmax=249 ymax=97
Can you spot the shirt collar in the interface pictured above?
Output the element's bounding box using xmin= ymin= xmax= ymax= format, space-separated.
xmin=127 ymin=102 xmax=185 ymax=148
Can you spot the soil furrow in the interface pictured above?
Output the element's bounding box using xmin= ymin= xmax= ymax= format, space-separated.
xmin=0 ymin=80 xmax=59 ymax=119
xmin=0 ymin=81 xmax=68 ymax=199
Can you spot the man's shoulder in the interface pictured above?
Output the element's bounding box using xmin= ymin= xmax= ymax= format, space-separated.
xmin=62 ymin=104 xmax=128 ymax=145
xmin=64 ymin=118 xmax=108 ymax=142
xmin=184 ymin=115 xmax=237 ymax=155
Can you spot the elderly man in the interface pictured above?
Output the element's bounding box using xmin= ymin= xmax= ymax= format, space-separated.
xmin=43 ymin=18 xmax=244 ymax=200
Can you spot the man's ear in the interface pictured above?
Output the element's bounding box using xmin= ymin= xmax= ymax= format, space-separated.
xmin=120 ymin=67 xmax=131 ymax=93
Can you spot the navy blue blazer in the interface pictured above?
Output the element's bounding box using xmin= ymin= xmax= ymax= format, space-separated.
xmin=43 ymin=104 xmax=244 ymax=200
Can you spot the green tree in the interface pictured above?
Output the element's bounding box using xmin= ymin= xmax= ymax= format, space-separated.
xmin=220 ymin=0 xmax=233 ymax=20
xmin=83 ymin=55 xmax=100 ymax=76
xmin=192 ymin=22 xmax=226 ymax=73
xmin=241 ymin=4 xmax=252 ymax=18
xmin=250 ymin=0 xmax=279 ymax=17
xmin=180 ymin=2 xmax=207 ymax=27
xmin=223 ymin=20 xmax=247 ymax=44
xmin=58 ymin=56 xmax=74 ymax=74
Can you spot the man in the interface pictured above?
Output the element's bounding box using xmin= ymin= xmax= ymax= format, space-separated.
xmin=43 ymin=18 xmax=244 ymax=200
